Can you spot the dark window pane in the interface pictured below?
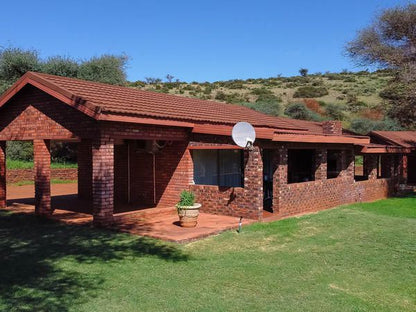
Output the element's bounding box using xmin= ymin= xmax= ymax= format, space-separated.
xmin=193 ymin=150 xmax=218 ymax=185
xmin=192 ymin=149 xmax=243 ymax=187
xmin=288 ymin=149 xmax=315 ymax=183
xmin=219 ymin=150 xmax=243 ymax=187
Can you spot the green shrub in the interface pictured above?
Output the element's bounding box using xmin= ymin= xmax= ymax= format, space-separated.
xmin=293 ymin=86 xmax=328 ymax=98
xmin=325 ymin=103 xmax=346 ymax=120
xmin=6 ymin=141 xmax=33 ymax=161
xmin=349 ymin=118 xmax=402 ymax=134
xmin=241 ymin=99 xmax=282 ymax=116
xmin=284 ymin=103 xmax=322 ymax=121
xmin=177 ymin=190 xmax=195 ymax=206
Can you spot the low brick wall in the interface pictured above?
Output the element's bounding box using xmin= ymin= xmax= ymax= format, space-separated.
xmin=277 ymin=177 xmax=394 ymax=217
xmin=7 ymin=168 xmax=78 ymax=183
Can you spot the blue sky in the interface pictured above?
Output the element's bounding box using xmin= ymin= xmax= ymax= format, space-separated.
xmin=0 ymin=0 xmax=411 ymax=82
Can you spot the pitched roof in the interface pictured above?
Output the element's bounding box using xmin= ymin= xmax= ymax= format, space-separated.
xmin=0 ymin=72 xmax=315 ymax=131
xmin=0 ymin=72 xmax=369 ymax=144
xmin=370 ymin=131 xmax=416 ymax=148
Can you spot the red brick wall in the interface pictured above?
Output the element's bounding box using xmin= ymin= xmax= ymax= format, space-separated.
xmin=77 ymin=140 xmax=92 ymax=199
xmin=114 ymin=140 xmax=192 ymax=208
xmin=92 ymin=136 xmax=114 ymax=226
xmin=0 ymin=142 xmax=6 ymax=208
xmin=34 ymin=139 xmax=52 ymax=215
xmin=275 ymin=146 xmax=396 ymax=217
xmin=0 ymin=85 xmax=97 ymax=141
xmin=6 ymin=168 xmax=78 ymax=184
xmin=191 ymin=146 xmax=263 ymax=219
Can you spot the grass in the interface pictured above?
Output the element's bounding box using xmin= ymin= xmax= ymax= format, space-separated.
xmin=10 ymin=179 xmax=77 ymax=186
xmin=6 ymin=159 xmax=77 ymax=169
xmin=0 ymin=196 xmax=415 ymax=311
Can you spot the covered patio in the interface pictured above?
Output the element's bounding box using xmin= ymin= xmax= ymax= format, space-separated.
xmin=6 ymin=183 xmax=252 ymax=242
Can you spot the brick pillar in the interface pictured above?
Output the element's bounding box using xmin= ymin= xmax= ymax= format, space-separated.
xmin=364 ymin=155 xmax=378 ymax=180
xmin=244 ymin=146 xmax=263 ymax=220
xmin=315 ymin=148 xmax=327 ymax=180
xmin=34 ymin=139 xmax=52 ymax=215
xmin=92 ymin=137 xmax=114 ymax=226
xmin=78 ymin=139 xmax=92 ymax=200
xmin=342 ymin=149 xmax=355 ymax=180
xmin=274 ymin=145 xmax=288 ymax=213
xmin=401 ymin=154 xmax=408 ymax=184
xmin=0 ymin=142 xmax=6 ymax=208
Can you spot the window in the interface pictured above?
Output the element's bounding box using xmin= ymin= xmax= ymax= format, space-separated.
xmin=288 ymin=149 xmax=315 ymax=183
xmin=192 ymin=149 xmax=244 ymax=187
xmin=354 ymin=155 xmax=367 ymax=181
xmin=327 ymin=150 xmax=342 ymax=179
xmin=377 ymin=155 xmax=392 ymax=178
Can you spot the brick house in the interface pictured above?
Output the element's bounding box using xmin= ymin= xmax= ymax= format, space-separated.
xmin=369 ymin=131 xmax=416 ymax=185
xmin=0 ymin=72 xmax=409 ymax=226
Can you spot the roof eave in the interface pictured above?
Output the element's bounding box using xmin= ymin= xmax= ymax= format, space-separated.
xmin=0 ymin=72 xmax=101 ymax=119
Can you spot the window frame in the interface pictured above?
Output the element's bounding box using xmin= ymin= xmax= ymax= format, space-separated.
xmin=192 ymin=149 xmax=244 ymax=187
xmin=287 ymin=148 xmax=316 ymax=184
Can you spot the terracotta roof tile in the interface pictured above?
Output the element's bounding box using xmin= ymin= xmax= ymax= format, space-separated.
xmin=29 ymin=72 xmax=326 ymax=132
xmin=370 ymin=131 xmax=416 ymax=148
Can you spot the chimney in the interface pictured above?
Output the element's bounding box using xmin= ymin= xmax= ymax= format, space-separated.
xmin=322 ymin=121 xmax=342 ymax=135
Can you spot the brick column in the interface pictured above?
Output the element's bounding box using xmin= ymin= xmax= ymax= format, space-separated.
xmin=34 ymin=139 xmax=52 ymax=215
xmin=364 ymin=155 xmax=378 ymax=180
xmin=273 ymin=145 xmax=288 ymax=213
xmin=315 ymin=148 xmax=327 ymax=180
xmin=275 ymin=145 xmax=288 ymax=187
xmin=92 ymin=137 xmax=114 ymax=226
xmin=0 ymin=142 xmax=6 ymax=208
xmin=77 ymin=139 xmax=92 ymax=200
xmin=401 ymin=154 xmax=408 ymax=184
xmin=342 ymin=149 xmax=355 ymax=180
xmin=243 ymin=146 xmax=263 ymax=220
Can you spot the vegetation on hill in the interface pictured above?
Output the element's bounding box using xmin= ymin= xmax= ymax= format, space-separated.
xmin=128 ymin=69 xmax=403 ymax=134
xmin=346 ymin=3 xmax=416 ymax=129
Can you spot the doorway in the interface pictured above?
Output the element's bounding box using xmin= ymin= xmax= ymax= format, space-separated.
xmin=408 ymin=153 xmax=416 ymax=184
xmin=262 ymin=149 xmax=274 ymax=212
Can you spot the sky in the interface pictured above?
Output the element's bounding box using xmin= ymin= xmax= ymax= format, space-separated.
xmin=0 ymin=0 xmax=411 ymax=82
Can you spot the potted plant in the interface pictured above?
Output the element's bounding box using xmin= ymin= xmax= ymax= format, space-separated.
xmin=176 ymin=190 xmax=201 ymax=228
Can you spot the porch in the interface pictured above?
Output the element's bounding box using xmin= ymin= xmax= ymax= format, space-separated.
xmin=6 ymin=183 xmax=253 ymax=243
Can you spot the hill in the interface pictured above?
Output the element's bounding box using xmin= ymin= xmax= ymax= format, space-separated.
xmin=128 ymin=70 xmax=402 ymax=134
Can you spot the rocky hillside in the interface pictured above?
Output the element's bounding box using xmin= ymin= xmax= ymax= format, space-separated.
xmin=128 ymin=70 xmax=402 ymax=134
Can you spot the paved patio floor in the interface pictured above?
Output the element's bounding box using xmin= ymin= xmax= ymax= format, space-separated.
xmin=5 ymin=183 xmax=255 ymax=243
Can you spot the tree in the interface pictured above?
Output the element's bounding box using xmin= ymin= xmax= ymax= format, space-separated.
xmin=0 ymin=46 xmax=129 ymax=162
xmin=165 ymin=74 xmax=174 ymax=82
xmin=0 ymin=47 xmax=41 ymax=93
xmin=299 ymin=68 xmax=308 ymax=77
xmin=346 ymin=4 xmax=416 ymax=128
xmin=78 ymin=54 xmax=128 ymax=85
xmin=42 ymin=56 xmax=79 ymax=78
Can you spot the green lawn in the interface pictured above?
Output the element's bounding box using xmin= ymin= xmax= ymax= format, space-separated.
xmin=6 ymin=159 xmax=77 ymax=169
xmin=0 ymin=196 xmax=415 ymax=311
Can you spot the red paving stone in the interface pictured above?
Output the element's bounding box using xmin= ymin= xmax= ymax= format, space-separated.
xmin=4 ymin=183 xmax=255 ymax=243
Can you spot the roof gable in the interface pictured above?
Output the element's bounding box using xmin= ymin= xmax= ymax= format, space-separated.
xmin=370 ymin=131 xmax=416 ymax=148
xmin=0 ymin=72 xmax=317 ymax=132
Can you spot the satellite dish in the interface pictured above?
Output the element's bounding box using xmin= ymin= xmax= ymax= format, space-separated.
xmin=232 ymin=122 xmax=256 ymax=148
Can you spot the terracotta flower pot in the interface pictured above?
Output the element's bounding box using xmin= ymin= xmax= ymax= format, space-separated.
xmin=176 ymin=203 xmax=201 ymax=228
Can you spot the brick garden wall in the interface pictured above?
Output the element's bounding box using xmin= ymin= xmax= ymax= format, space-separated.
xmin=187 ymin=138 xmax=399 ymax=220
xmin=7 ymin=168 xmax=78 ymax=184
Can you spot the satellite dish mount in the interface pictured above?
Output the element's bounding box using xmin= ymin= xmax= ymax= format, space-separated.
xmin=232 ymin=122 xmax=256 ymax=150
